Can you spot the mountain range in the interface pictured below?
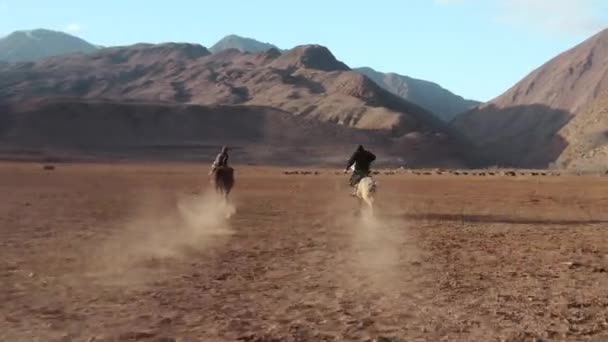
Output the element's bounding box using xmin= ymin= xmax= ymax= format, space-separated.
xmin=0 ymin=30 xmax=478 ymax=123
xmin=1 ymin=28 xmax=608 ymax=169
xmin=205 ymin=35 xmax=480 ymax=121
xmin=0 ymin=33 xmax=469 ymax=167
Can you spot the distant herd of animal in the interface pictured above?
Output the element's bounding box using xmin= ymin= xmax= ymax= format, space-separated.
xmin=281 ymin=169 xmax=568 ymax=177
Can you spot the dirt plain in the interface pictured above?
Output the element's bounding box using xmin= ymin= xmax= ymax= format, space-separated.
xmin=2 ymin=162 xmax=608 ymax=341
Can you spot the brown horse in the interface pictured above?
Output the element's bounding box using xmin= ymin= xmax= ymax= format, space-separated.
xmin=212 ymin=166 xmax=235 ymax=202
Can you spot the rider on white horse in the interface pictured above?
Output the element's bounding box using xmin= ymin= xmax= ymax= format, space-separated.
xmin=344 ymin=145 xmax=376 ymax=196
xmin=209 ymin=146 xmax=229 ymax=176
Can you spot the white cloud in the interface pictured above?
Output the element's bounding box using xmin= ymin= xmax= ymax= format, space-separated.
xmin=64 ymin=23 xmax=83 ymax=35
xmin=433 ymin=0 xmax=607 ymax=36
xmin=498 ymin=0 xmax=606 ymax=35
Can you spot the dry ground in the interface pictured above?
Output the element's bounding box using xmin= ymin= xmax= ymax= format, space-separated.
xmin=2 ymin=163 xmax=608 ymax=341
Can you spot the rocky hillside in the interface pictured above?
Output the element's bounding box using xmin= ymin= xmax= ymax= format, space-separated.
xmin=208 ymin=36 xmax=478 ymax=122
xmin=0 ymin=29 xmax=98 ymax=63
xmin=356 ymin=67 xmax=480 ymax=122
xmin=0 ymin=42 xmax=471 ymax=167
xmin=452 ymin=28 xmax=608 ymax=169
xmin=556 ymin=89 xmax=608 ymax=170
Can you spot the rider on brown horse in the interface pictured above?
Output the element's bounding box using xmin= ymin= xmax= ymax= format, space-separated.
xmin=209 ymin=146 xmax=229 ymax=176
xmin=344 ymin=145 xmax=376 ymax=196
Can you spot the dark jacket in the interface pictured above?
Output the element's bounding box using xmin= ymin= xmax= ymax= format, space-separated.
xmin=346 ymin=147 xmax=376 ymax=172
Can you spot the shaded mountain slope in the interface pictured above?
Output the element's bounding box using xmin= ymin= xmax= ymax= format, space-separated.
xmin=356 ymin=67 xmax=480 ymax=122
xmin=452 ymin=28 xmax=608 ymax=169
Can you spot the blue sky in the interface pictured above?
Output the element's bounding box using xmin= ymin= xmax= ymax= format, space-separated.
xmin=1 ymin=0 xmax=607 ymax=102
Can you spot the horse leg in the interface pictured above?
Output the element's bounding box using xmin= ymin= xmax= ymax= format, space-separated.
xmin=218 ymin=186 xmax=225 ymax=203
xmin=221 ymin=188 xmax=235 ymax=218
xmin=359 ymin=181 xmax=374 ymax=216
xmin=225 ymin=189 xmax=232 ymax=206
xmin=365 ymin=197 xmax=374 ymax=216
xmin=216 ymin=178 xmax=226 ymax=198
xmin=356 ymin=196 xmax=364 ymax=216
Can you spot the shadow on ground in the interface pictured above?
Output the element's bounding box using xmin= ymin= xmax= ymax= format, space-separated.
xmin=401 ymin=213 xmax=608 ymax=226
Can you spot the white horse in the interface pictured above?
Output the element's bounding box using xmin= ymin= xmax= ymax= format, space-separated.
xmin=348 ymin=164 xmax=377 ymax=214
xmin=356 ymin=176 xmax=377 ymax=214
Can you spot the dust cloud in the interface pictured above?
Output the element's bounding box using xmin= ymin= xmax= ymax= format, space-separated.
xmin=89 ymin=190 xmax=236 ymax=285
xmin=327 ymin=188 xmax=420 ymax=295
xmin=349 ymin=210 xmax=416 ymax=292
